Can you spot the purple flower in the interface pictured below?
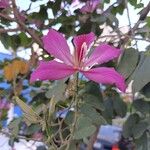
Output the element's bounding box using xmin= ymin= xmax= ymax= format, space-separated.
xmin=0 ymin=0 xmax=9 ymax=9
xmin=18 ymin=11 xmax=27 ymax=22
xmin=80 ymin=0 xmax=100 ymax=13
xmin=30 ymin=29 xmax=126 ymax=92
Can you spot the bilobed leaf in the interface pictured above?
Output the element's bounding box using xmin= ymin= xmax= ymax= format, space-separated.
xmin=128 ymin=53 xmax=150 ymax=93
xmin=141 ymin=82 xmax=150 ymax=98
xmin=123 ymin=113 xmax=140 ymax=138
xmin=102 ymin=98 xmax=114 ymax=121
xmin=80 ymin=81 xmax=103 ymax=100
xmin=135 ymin=132 xmax=149 ymax=150
xmin=80 ymin=104 xmax=106 ymax=126
xmin=128 ymin=0 xmax=137 ymax=6
xmin=113 ymin=96 xmax=127 ymax=117
xmin=65 ymin=111 xmax=74 ymax=125
xmin=74 ymin=125 xmax=96 ymax=140
xmin=117 ymin=48 xmax=139 ymax=79
xmin=132 ymin=121 xmax=148 ymax=139
xmin=133 ymin=99 xmax=150 ymax=114
xmin=45 ymin=80 xmax=66 ymax=101
xmin=73 ymin=115 xmax=96 ymax=139
xmin=82 ymin=94 xmax=105 ymax=111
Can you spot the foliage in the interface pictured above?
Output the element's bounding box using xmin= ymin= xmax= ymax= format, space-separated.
xmin=0 ymin=0 xmax=150 ymax=149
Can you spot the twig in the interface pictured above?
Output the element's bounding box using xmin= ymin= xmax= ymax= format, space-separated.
xmin=119 ymin=1 xmax=150 ymax=47
xmin=0 ymin=28 xmax=20 ymax=33
xmin=11 ymin=0 xmax=43 ymax=48
xmin=0 ymin=13 xmax=15 ymax=21
xmin=132 ymin=37 xmax=150 ymax=43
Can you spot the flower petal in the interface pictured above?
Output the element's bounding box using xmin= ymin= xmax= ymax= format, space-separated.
xmin=42 ymin=29 xmax=73 ymax=65
xmin=30 ymin=60 xmax=76 ymax=82
xmin=0 ymin=0 xmax=9 ymax=8
xmin=80 ymin=0 xmax=100 ymax=13
xmin=73 ymin=32 xmax=95 ymax=63
xmin=85 ymin=44 xmax=121 ymax=67
xmin=82 ymin=67 xmax=126 ymax=92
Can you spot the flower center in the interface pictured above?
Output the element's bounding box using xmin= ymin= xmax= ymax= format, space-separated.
xmin=73 ymin=42 xmax=89 ymax=71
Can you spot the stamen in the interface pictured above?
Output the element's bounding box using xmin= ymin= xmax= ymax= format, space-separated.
xmin=79 ymin=42 xmax=87 ymax=64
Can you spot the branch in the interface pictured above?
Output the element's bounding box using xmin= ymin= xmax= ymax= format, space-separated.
xmin=132 ymin=1 xmax=150 ymax=33
xmin=119 ymin=1 xmax=150 ymax=47
xmin=0 ymin=13 xmax=15 ymax=21
xmin=11 ymin=0 xmax=43 ymax=48
xmin=0 ymin=28 xmax=20 ymax=33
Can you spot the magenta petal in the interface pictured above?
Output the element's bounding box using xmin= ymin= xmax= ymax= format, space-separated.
xmin=73 ymin=32 xmax=95 ymax=62
xmin=85 ymin=44 xmax=121 ymax=67
xmin=0 ymin=0 xmax=9 ymax=8
xmin=30 ymin=60 xmax=76 ymax=82
xmin=80 ymin=0 xmax=100 ymax=13
xmin=82 ymin=67 xmax=126 ymax=92
xmin=73 ymin=32 xmax=95 ymax=51
xmin=42 ymin=29 xmax=73 ymax=65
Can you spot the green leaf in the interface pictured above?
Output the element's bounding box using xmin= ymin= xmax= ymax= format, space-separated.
xmin=80 ymin=104 xmax=106 ymax=126
xmin=128 ymin=52 xmax=150 ymax=93
xmin=133 ymin=99 xmax=150 ymax=114
xmin=80 ymin=81 xmax=103 ymax=100
xmin=128 ymin=0 xmax=137 ymax=6
xmin=102 ymin=98 xmax=114 ymax=121
xmin=25 ymin=124 xmax=41 ymax=135
xmin=45 ymin=80 xmax=66 ymax=101
xmin=0 ymin=33 xmax=8 ymax=49
xmin=123 ymin=113 xmax=140 ymax=138
xmin=9 ymin=118 xmax=22 ymax=137
xmin=132 ymin=121 xmax=148 ymax=139
xmin=146 ymin=17 xmax=150 ymax=27
xmin=19 ymin=33 xmax=31 ymax=47
xmin=135 ymin=3 xmax=144 ymax=9
xmin=39 ymin=5 xmax=48 ymax=20
xmin=117 ymin=48 xmax=139 ymax=79
xmin=74 ymin=125 xmax=96 ymax=140
xmin=141 ymin=83 xmax=150 ymax=98
xmin=47 ymin=0 xmax=61 ymax=16
xmin=65 ymin=111 xmax=74 ymax=125
xmin=73 ymin=115 xmax=96 ymax=139
xmin=113 ymin=96 xmax=127 ymax=117
xmin=82 ymin=94 xmax=105 ymax=111
xmin=135 ymin=132 xmax=150 ymax=150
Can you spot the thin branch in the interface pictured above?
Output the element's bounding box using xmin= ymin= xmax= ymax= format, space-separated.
xmin=11 ymin=0 xmax=43 ymax=48
xmin=125 ymin=0 xmax=132 ymax=31
xmin=0 ymin=13 xmax=15 ymax=21
xmin=0 ymin=28 xmax=20 ymax=33
xmin=132 ymin=37 xmax=150 ymax=43
xmin=119 ymin=1 xmax=150 ymax=46
xmin=131 ymin=1 xmax=150 ymax=33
